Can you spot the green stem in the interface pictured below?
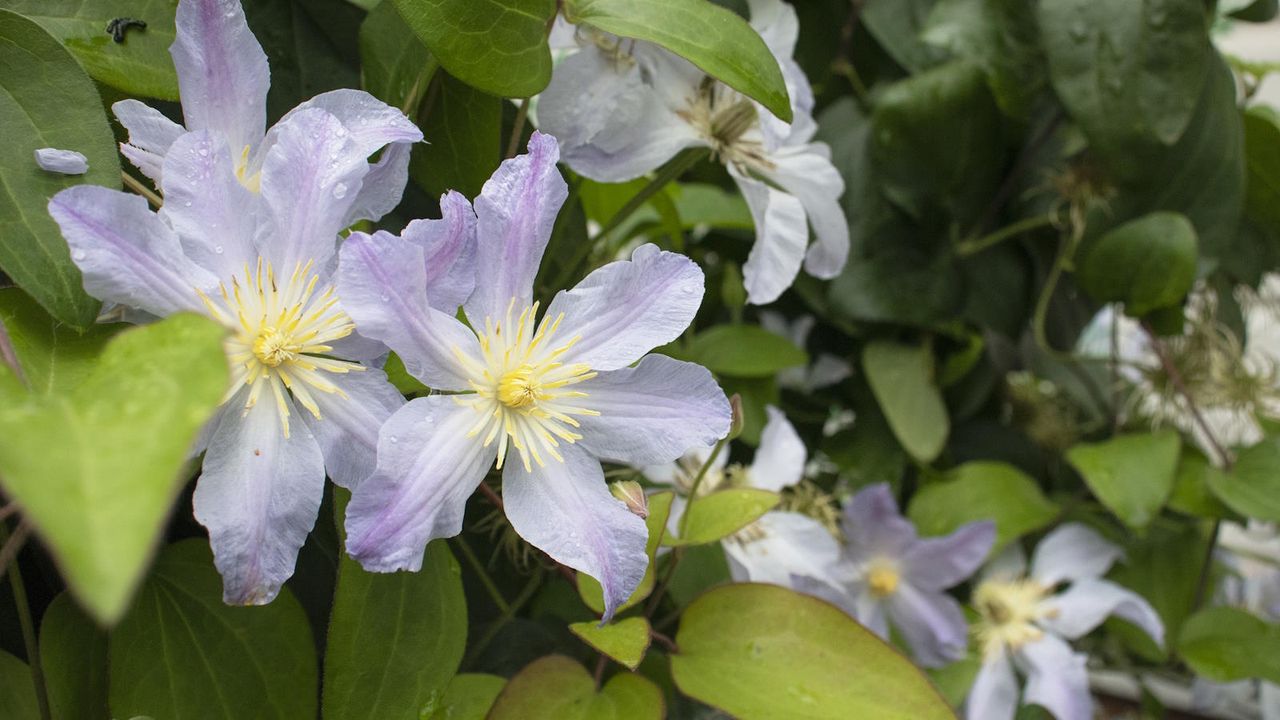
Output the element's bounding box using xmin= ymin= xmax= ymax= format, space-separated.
xmin=400 ymin=58 xmax=440 ymax=117
xmin=462 ymin=569 xmax=543 ymax=668
xmin=0 ymin=522 xmax=50 ymax=720
xmin=679 ymin=437 xmax=727 ymax=538
xmin=1031 ymin=229 xmax=1079 ymax=358
xmin=506 ymin=98 xmax=530 ymax=158
xmin=451 ymin=536 xmax=510 ymax=614
xmin=593 ymin=149 xmax=707 ymax=243
xmin=955 ymin=213 xmax=1057 ymax=257
xmin=121 ymin=172 xmax=162 ymax=208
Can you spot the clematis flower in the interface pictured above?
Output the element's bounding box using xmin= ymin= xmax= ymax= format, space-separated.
xmin=643 ymin=406 xmax=843 ymax=588
xmin=966 ymin=523 xmax=1165 ymax=720
xmin=46 ymin=0 xmax=427 ymax=604
xmin=337 ymin=132 xmax=731 ymax=619
xmin=759 ymin=310 xmax=852 ymax=392
xmin=798 ymin=483 xmax=994 ymax=668
xmin=537 ymin=0 xmax=848 ymax=305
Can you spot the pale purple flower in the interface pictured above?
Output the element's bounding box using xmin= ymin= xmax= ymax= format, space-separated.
xmin=758 ymin=310 xmax=852 ymax=392
xmin=35 ymin=148 xmax=88 ymax=175
xmin=46 ymin=0 xmax=425 ymax=605
xmin=643 ymin=406 xmax=842 ymax=588
xmin=337 ymin=132 xmax=731 ymax=620
xmin=966 ymin=523 xmax=1165 ymax=720
xmin=802 ymin=483 xmax=994 ymax=668
xmin=537 ymin=0 xmax=848 ymax=305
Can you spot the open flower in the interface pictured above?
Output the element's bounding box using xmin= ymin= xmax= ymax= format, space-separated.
xmin=759 ymin=310 xmax=852 ymax=392
xmin=801 ymin=484 xmax=994 ymax=668
xmin=643 ymin=406 xmax=842 ymax=588
xmin=46 ymin=0 xmax=425 ymax=605
xmin=967 ymin=523 xmax=1165 ymax=720
xmin=537 ymin=0 xmax=848 ymax=305
xmin=337 ymin=133 xmax=731 ymax=619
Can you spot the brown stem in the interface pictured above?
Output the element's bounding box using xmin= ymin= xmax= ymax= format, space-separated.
xmin=649 ymin=629 xmax=678 ymax=654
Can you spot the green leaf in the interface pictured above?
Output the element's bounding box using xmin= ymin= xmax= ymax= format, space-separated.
xmin=1167 ymin=448 xmax=1235 ymax=519
xmin=665 ymin=488 xmax=780 ymax=547
xmin=412 ymin=73 xmax=505 ymax=200
xmin=242 ymin=0 xmax=363 ymax=121
xmin=1065 ymin=430 xmax=1181 ymax=529
xmin=390 ymin=0 xmax=555 ymax=98
xmin=861 ymin=0 xmax=948 ymax=74
xmin=1178 ymin=606 xmax=1280 ymax=684
xmin=862 ymin=341 xmax=949 ymax=463
xmin=109 ymin=540 xmax=318 ymax=719
xmin=1244 ymin=107 xmax=1280 ymax=238
xmin=324 ymin=486 xmax=467 ymax=720
xmin=1207 ymin=436 xmax=1280 ymax=522
xmin=359 ymin=0 xmax=436 ymax=110
xmin=579 ymin=491 xmax=675 ymax=615
xmin=569 ymin=617 xmax=652 ymax=670
xmin=1106 ymin=521 xmax=1208 ymax=662
xmin=686 ymin=325 xmax=807 ymax=378
xmin=0 ymin=288 xmax=120 ymax=395
xmin=1077 ymin=213 xmax=1198 ymax=317
xmin=670 ymin=182 xmax=752 ymax=231
xmin=40 ymin=593 xmax=109 ymax=720
xmin=671 ymin=584 xmax=956 ymax=720
xmin=0 ymin=313 xmax=227 ymax=624
xmin=424 ymin=674 xmax=506 ymax=720
xmin=486 ymin=655 xmax=664 ymax=720
xmin=922 ymin=0 xmax=1045 ymax=120
xmin=563 ymin=0 xmax=791 ymax=122
xmin=0 ymin=650 xmax=39 ymax=720
xmin=0 ymin=9 xmax=115 ymax=328
xmin=908 ymin=462 xmax=1057 ymax=550
xmin=5 ymin=0 xmax=179 ymax=100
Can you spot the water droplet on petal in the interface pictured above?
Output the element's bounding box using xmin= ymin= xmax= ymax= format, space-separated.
xmin=389 ymin=435 xmax=399 ymax=444
xmin=380 ymin=293 xmax=390 ymax=302
xmin=197 ymin=146 xmax=209 ymax=157
xmin=71 ymin=249 xmax=85 ymax=261
xmin=214 ymin=245 xmax=225 ymax=255
xmin=332 ymin=182 xmax=348 ymax=199
xmin=184 ymin=200 xmax=193 ymax=207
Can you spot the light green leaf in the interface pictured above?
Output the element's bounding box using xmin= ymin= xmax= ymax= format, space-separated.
xmin=359 ymin=0 xmax=437 ymax=110
xmin=324 ymin=486 xmax=467 ymax=720
xmin=671 ymin=182 xmax=752 ymax=231
xmin=563 ymin=0 xmax=791 ymax=122
xmin=665 ymin=488 xmax=779 ymax=547
xmin=486 ymin=655 xmax=664 ymax=720
xmin=1178 ymin=606 xmax=1280 ymax=685
xmin=424 ymin=674 xmax=506 ymax=720
xmin=390 ymin=0 xmax=555 ymax=98
xmin=1077 ymin=213 xmax=1198 ymax=317
xmin=862 ymin=341 xmax=949 ymax=463
xmin=40 ymin=593 xmax=109 ymax=720
xmin=109 ymin=540 xmax=318 ymax=719
xmin=0 ymin=650 xmax=39 ymax=720
xmin=579 ymin=491 xmax=675 ymax=615
xmin=0 ymin=288 xmax=120 ymax=395
xmin=1065 ymin=430 xmax=1181 ymax=529
xmin=5 ymin=0 xmax=179 ymax=100
xmin=1207 ymin=436 xmax=1280 ymax=522
xmin=0 ymin=313 xmax=227 ymax=624
xmin=1167 ymin=448 xmax=1235 ymax=519
xmin=0 ymin=9 xmax=115 ymax=328
xmin=908 ymin=462 xmax=1058 ymax=551
xmin=671 ymin=584 xmax=956 ymax=720
xmin=686 ymin=325 xmax=807 ymax=378
xmin=569 ymin=617 xmax=652 ymax=670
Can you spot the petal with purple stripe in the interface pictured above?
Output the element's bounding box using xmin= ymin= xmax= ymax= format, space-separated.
xmin=158 ymin=130 xmax=260 ymax=278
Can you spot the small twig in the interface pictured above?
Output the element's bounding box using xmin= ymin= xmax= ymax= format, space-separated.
xmin=452 ymin=535 xmax=510 ymax=614
xmin=1141 ymin=324 xmax=1233 ymax=470
xmin=473 ymin=481 xmax=576 ymax=585
xmin=0 ymin=318 xmax=27 ymax=387
xmin=0 ymin=503 xmax=20 ymax=523
xmin=399 ymin=58 xmax=440 ymax=117
xmin=0 ymin=520 xmax=33 ymax=582
xmin=955 ymin=213 xmax=1058 ymax=257
xmin=649 ymin=629 xmax=678 ymax=654
xmin=477 ymin=482 xmax=503 ymax=510
xmin=1192 ymin=519 xmax=1222 ymax=611
xmin=462 ymin=569 xmax=544 ymax=668
xmin=506 ymin=98 xmax=530 ymax=158
xmin=120 ymin=172 xmax=162 ymax=208
xmin=592 ymin=653 xmax=607 ymax=686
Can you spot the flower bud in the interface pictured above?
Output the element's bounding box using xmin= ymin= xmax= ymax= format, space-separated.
xmin=610 ymin=480 xmax=648 ymax=519
xmin=727 ymin=393 xmax=745 ymax=440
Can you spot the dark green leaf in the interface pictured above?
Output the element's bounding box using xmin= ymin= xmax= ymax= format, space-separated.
xmin=861 ymin=0 xmax=947 ymax=73
xmin=686 ymin=325 xmax=808 ymax=378
xmin=1106 ymin=521 xmax=1207 ymax=662
xmin=908 ymin=461 xmax=1057 ymax=550
xmin=1178 ymin=606 xmax=1280 ymax=684
xmin=411 ymin=73 xmax=503 ymax=200
xmin=1077 ymin=213 xmax=1197 ymax=316
xmin=486 ymin=655 xmax=664 ymax=720
xmin=863 ymin=341 xmax=949 ymax=463
xmin=0 ymin=650 xmax=38 ymax=720
xmin=922 ymin=0 xmax=1044 ymax=119
xmin=424 ymin=674 xmax=506 ymax=720
xmin=359 ymin=0 xmax=436 ymax=109
xmin=1244 ymin=107 xmax=1280 ymax=238
xmin=1168 ymin=448 xmax=1235 ymax=519
xmin=40 ymin=593 xmax=109 ymax=720
xmin=243 ymin=0 xmax=363 ymax=121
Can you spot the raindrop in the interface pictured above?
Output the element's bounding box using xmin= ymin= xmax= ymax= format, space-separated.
xmin=214 ymin=245 xmax=225 ymax=255
xmin=380 ymin=293 xmax=390 ymax=302
xmin=71 ymin=250 xmax=85 ymax=261
xmin=333 ymin=182 xmax=349 ymax=199
xmin=389 ymin=435 xmax=399 ymax=444
xmin=184 ymin=200 xmax=193 ymax=207
xmin=197 ymin=146 xmax=209 ymax=157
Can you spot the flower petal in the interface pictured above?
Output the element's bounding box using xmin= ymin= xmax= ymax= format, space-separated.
xmin=299 ymin=367 xmax=405 ymax=489
xmin=112 ymin=99 xmax=185 ymax=182
xmin=400 ymin=190 xmax=477 ymax=312
xmin=576 ymin=354 xmax=730 ymax=465
xmin=1030 ymin=523 xmax=1124 ymax=586
xmin=965 ymin=652 xmax=1020 ymax=720
xmin=48 ymin=185 xmax=216 ymax=316
xmin=282 ymin=88 xmax=422 ymax=157
xmin=723 ymin=511 xmax=841 ymax=587
xmin=885 ymin=584 xmax=968 ymax=668
xmin=502 ymin=442 xmax=648 ymax=620
xmin=193 ymin=391 xmax=325 ymax=605
xmin=340 ymin=141 xmax=412 ymax=227
xmin=158 ymin=130 xmax=260 ymax=278
xmin=344 ymin=397 xmax=498 ymax=571
xmin=1040 ymin=577 xmax=1165 ymax=646
xmin=465 ymin=132 xmax=568 ymax=326
xmin=337 ymin=229 xmax=481 ymax=391
xmin=1015 ymin=635 xmax=1093 ymax=720
xmin=902 ymin=520 xmax=995 ymax=592
xmin=34 ymin=148 xmax=88 ymax=175
xmin=761 ymin=144 xmax=850 ymax=279
xmin=747 ymin=406 xmax=806 ymax=491
xmin=170 ymin=0 xmax=269 ymax=153
xmin=730 ymin=165 xmax=809 ymax=305
xmin=842 ymin=483 xmax=917 ymax=560
xmin=548 ymin=244 xmax=704 ymax=371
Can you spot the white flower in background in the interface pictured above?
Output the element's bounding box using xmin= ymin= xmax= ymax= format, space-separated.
xmin=537 ymin=0 xmax=849 ymax=305
xmin=643 ymin=406 xmax=843 ymax=588
xmin=966 ymin=524 xmax=1165 ymax=720
xmin=759 ymin=310 xmax=852 ymax=393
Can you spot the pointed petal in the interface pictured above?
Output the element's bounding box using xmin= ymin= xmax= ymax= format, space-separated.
xmin=193 ymin=393 xmax=325 ymax=604
xmin=548 ymin=244 xmax=704 ymax=371
xmin=299 ymin=367 xmax=405 ymax=489
xmin=400 ymin=190 xmax=477 ymax=312
xmin=885 ymin=584 xmax=968 ymax=668
xmin=1040 ymin=577 xmax=1165 ymax=646
xmin=344 ymin=397 xmax=498 ymax=571
xmin=576 ymin=354 xmax=731 ymax=465
xmin=762 ymin=144 xmax=849 ymax=279
xmin=34 ymin=148 xmax=88 ymax=175
xmin=112 ymin=99 xmax=185 ymax=182
xmin=281 ymin=88 xmax=422 ymax=157
xmin=48 ymin=186 xmax=216 ymax=316
xmin=724 ymin=511 xmax=841 ymax=587
xmin=842 ymin=483 xmax=917 ymax=560
xmin=464 ymin=132 xmax=568 ymax=325
xmin=747 ymin=406 xmax=806 ymax=491
xmin=158 ymin=129 xmax=260 ymax=278
xmin=341 ymin=141 xmax=413 ymax=226
xmin=731 ymin=166 xmax=808 ymax=305
xmin=1015 ymin=635 xmax=1093 ymax=720
xmin=983 ymin=541 xmax=1029 ymax=582
xmin=170 ymin=0 xmax=269 ymax=153
xmin=1030 ymin=523 xmax=1123 ymax=586
xmin=902 ymin=521 xmax=996 ymax=591
xmin=337 ymin=230 xmax=481 ymax=391
xmin=965 ymin=652 xmax=1020 ymax=720
xmin=502 ymin=443 xmax=648 ymax=620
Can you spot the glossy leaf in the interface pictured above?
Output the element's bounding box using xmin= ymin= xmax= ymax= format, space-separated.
xmin=664 ymin=488 xmax=780 ymax=547
xmin=486 ymin=655 xmax=664 ymax=720
xmin=411 ymin=73 xmax=503 ymax=200
xmin=0 ymin=650 xmax=39 ymax=720
xmin=242 ymin=0 xmax=363 ymax=120
xmin=359 ymin=0 xmax=436 ymax=110
xmin=423 ymin=674 xmax=506 ymax=720
xmin=569 ymin=617 xmax=652 ymax=670
xmin=1207 ymin=436 xmax=1280 ymax=522
xmin=579 ymin=491 xmax=675 ymax=615
xmin=686 ymin=325 xmax=807 ymax=378
xmin=1178 ymin=606 xmax=1280 ymax=685
xmin=863 ymin=341 xmax=949 ymax=463
xmin=922 ymin=0 xmax=1045 ymax=120
xmin=1077 ymin=213 xmax=1197 ymax=317
xmin=1244 ymin=107 xmax=1280 ymax=237
xmin=671 ymin=584 xmax=956 ymax=720
xmin=40 ymin=593 xmax=109 ymax=720
xmin=1066 ymin=430 xmax=1181 ymax=529
xmin=907 ymin=462 xmax=1057 ymax=551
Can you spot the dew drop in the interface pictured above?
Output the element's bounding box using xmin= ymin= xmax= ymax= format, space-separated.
xmin=71 ymin=249 xmax=85 ymax=261
xmin=214 ymin=245 xmax=225 ymax=255
xmin=184 ymin=200 xmax=193 ymax=207
xmin=333 ymin=182 xmax=349 ymax=199
xmin=389 ymin=435 xmax=399 ymax=444
xmin=380 ymin=293 xmax=390 ymax=302
xmin=197 ymin=146 xmax=209 ymax=157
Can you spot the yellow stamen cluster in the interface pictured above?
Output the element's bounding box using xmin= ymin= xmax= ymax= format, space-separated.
xmin=199 ymin=258 xmax=362 ymax=437
xmin=973 ymin=578 xmax=1056 ymax=660
xmin=454 ymin=301 xmax=599 ymax=472
xmin=678 ymin=78 xmax=772 ymax=171
xmin=866 ymin=560 xmax=901 ymax=598
xmin=235 ymin=144 xmax=262 ymax=193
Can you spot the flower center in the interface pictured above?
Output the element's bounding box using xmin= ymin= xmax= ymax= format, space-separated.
xmin=866 ymin=561 xmax=900 ymax=598
xmin=454 ymin=301 xmax=599 ymax=472
xmin=973 ymin=578 xmax=1054 ymax=659
xmin=678 ymin=78 xmax=771 ymax=171
xmin=235 ymin=144 xmax=262 ymax=193
xmin=198 ymin=258 xmax=362 ymax=437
